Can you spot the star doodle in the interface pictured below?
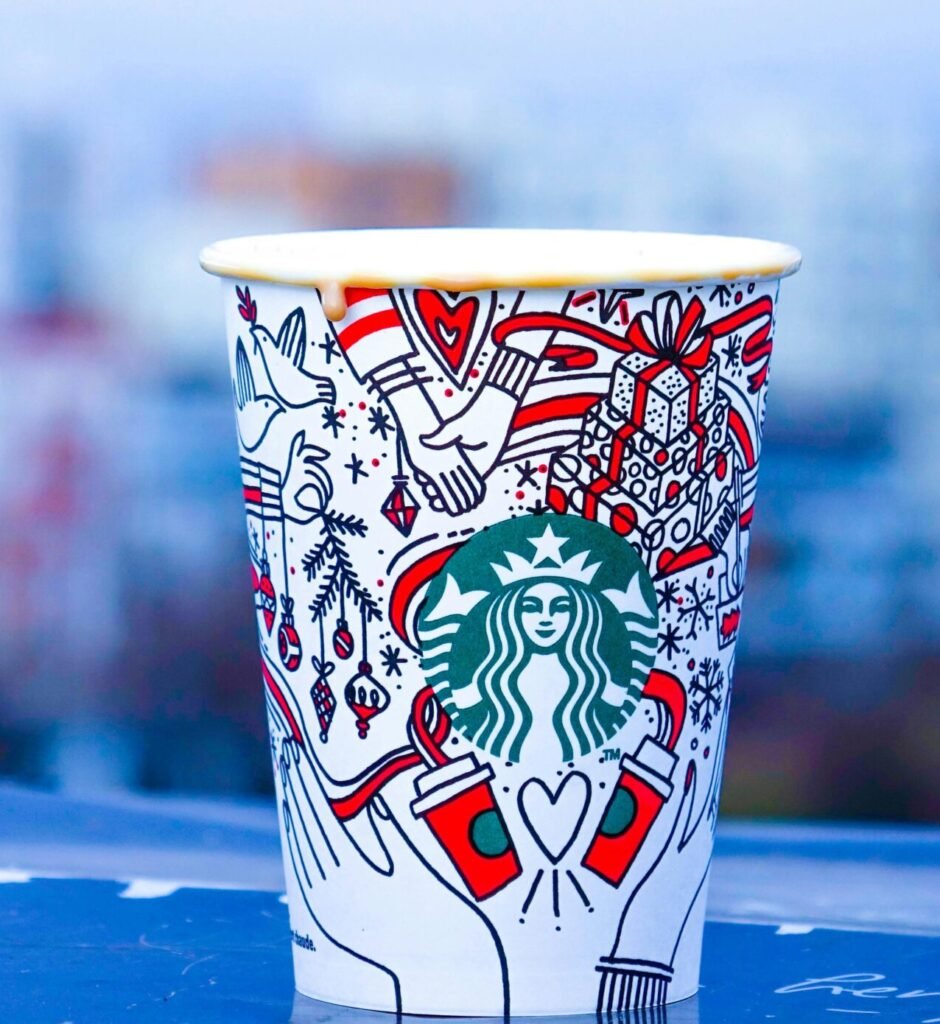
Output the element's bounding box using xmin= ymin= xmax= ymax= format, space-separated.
xmin=658 ymin=622 xmax=682 ymax=660
xmin=678 ymin=577 xmax=714 ymax=640
xmin=378 ymin=643 xmax=406 ymax=678
xmin=656 ymin=579 xmax=680 ymax=613
xmin=722 ymin=334 xmax=742 ymax=369
xmin=367 ymin=405 xmax=394 ymax=441
xmin=322 ymin=406 xmax=345 ymax=438
xmin=709 ymin=284 xmax=733 ymax=308
xmin=344 ymin=453 xmax=368 ymax=484
xmin=319 ymin=333 xmax=338 ymax=364
xmin=515 ymin=460 xmax=538 ymax=488
xmin=526 ymin=498 xmax=549 ymax=516
xmin=527 ymin=523 xmax=568 ymax=566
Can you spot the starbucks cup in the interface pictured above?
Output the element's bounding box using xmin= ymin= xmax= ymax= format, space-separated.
xmin=199 ymin=229 xmax=800 ymax=1016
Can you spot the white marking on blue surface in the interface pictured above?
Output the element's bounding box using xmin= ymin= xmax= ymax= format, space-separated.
xmin=776 ymin=923 xmax=815 ymax=935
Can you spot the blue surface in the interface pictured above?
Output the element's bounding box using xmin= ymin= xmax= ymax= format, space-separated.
xmin=2 ymin=880 xmax=938 ymax=1023
xmin=2 ymin=880 xmax=290 ymax=1022
xmin=0 ymin=786 xmax=937 ymax=1022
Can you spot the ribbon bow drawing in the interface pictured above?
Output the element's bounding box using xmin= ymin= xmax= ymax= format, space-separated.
xmin=625 ymin=292 xmax=712 ymax=369
xmin=629 ymin=289 xmax=775 ymax=393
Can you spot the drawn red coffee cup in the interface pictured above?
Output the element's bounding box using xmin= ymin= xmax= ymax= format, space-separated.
xmin=411 ymin=753 xmax=522 ymax=900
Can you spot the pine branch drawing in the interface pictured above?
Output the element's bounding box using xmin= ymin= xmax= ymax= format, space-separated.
xmin=317 ymin=508 xmax=368 ymax=537
xmin=303 ymin=539 xmax=331 ymax=579
xmin=303 ymin=507 xmax=381 ymax=624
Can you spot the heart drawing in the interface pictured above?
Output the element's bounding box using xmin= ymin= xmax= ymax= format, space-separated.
xmin=414 ymin=290 xmax=479 ymax=375
xmin=517 ymin=772 xmax=591 ymax=864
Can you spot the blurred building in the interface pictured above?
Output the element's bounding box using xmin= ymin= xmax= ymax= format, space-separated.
xmin=0 ymin=129 xmax=461 ymax=793
xmin=200 ymin=148 xmax=460 ymax=227
xmin=0 ymin=0 xmax=937 ymax=819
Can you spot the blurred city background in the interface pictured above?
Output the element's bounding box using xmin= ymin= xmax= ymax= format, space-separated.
xmin=0 ymin=0 xmax=937 ymax=820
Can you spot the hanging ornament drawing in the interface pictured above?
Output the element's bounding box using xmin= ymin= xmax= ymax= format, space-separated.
xmin=247 ymin=477 xmax=277 ymax=635
xmin=310 ymin=617 xmax=337 ymax=742
xmin=333 ymin=616 xmax=355 ymax=660
xmin=275 ymin=519 xmax=301 ymax=671
xmin=256 ymin=555 xmax=277 ymax=635
xmin=382 ymin=476 xmax=420 ymax=536
xmin=343 ymin=604 xmax=390 ymax=739
xmin=381 ymin=435 xmax=420 ymax=537
xmin=312 ymin=658 xmax=338 ymax=742
xmin=345 ymin=662 xmax=390 ymax=739
xmin=278 ymin=596 xmax=302 ymax=671
xmin=332 ymin=583 xmax=355 ymax=660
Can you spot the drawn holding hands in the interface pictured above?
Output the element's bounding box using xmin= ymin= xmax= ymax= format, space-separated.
xmin=380 ymin=348 xmax=536 ymax=515
xmin=420 ymin=382 xmax=519 ymax=483
xmin=374 ymin=376 xmax=488 ymax=516
xmin=409 ymin=338 xmax=544 ymax=512
xmin=410 ymin=442 xmax=487 ymax=516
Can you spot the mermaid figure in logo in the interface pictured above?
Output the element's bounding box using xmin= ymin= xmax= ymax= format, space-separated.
xmin=422 ymin=525 xmax=658 ymax=763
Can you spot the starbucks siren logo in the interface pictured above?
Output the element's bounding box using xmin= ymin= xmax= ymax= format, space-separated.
xmin=418 ymin=516 xmax=659 ymax=763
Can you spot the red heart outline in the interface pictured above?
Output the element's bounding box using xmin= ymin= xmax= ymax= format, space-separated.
xmin=414 ymin=290 xmax=479 ymax=373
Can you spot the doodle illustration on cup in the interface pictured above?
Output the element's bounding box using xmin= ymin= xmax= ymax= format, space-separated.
xmin=201 ymin=229 xmax=800 ymax=1016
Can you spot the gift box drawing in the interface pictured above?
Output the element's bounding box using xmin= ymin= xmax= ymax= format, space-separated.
xmin=610 ymin=292 xmax=719 ymax=445
xmin=550 ymin=290 xmax=748 ymax=577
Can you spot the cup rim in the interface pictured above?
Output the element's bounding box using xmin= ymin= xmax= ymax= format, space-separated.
xmin=199 ymin=227 xmax=801 ymax=290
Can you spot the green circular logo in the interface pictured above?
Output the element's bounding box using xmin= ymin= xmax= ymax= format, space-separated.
xmin=418 ymin=515 xmax=658 ymax=763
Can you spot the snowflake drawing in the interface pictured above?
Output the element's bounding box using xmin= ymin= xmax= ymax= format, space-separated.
xmin=379 ymin=643 xmax=406 ymax=678
xmin=322 ymin=406 xmax=345 ymax=438
xmin=658 ymin=622 xmax=682 ymax=660
xmin=656 ymin=579 xmax=680 ymax=613
xmin=367 ymin=405 xmax=394 ymax=441
xmin=689 ymin=657 xmax=724 ymax=732
xmin=678 ymin=578 xmax=714 ymax=640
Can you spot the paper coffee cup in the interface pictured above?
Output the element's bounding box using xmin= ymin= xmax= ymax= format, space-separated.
xmin=200 ymin=229 xmax=800 ymax=1016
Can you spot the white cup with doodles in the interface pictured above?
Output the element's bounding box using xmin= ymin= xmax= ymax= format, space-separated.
xmin=200 ymin=228 xmax=801 ymax=1016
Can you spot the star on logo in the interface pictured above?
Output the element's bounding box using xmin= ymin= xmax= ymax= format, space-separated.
xmin=492 ymin=525 xmax=599 ymax=586
xmin=527 ymin=524 xmax=568 ymax=566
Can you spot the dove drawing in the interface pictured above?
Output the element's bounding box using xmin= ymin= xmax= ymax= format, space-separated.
xmin=250 ymin=307 xmax=336 ymax=408
xmin=233 ymin=336 xmax=284 ymax=452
